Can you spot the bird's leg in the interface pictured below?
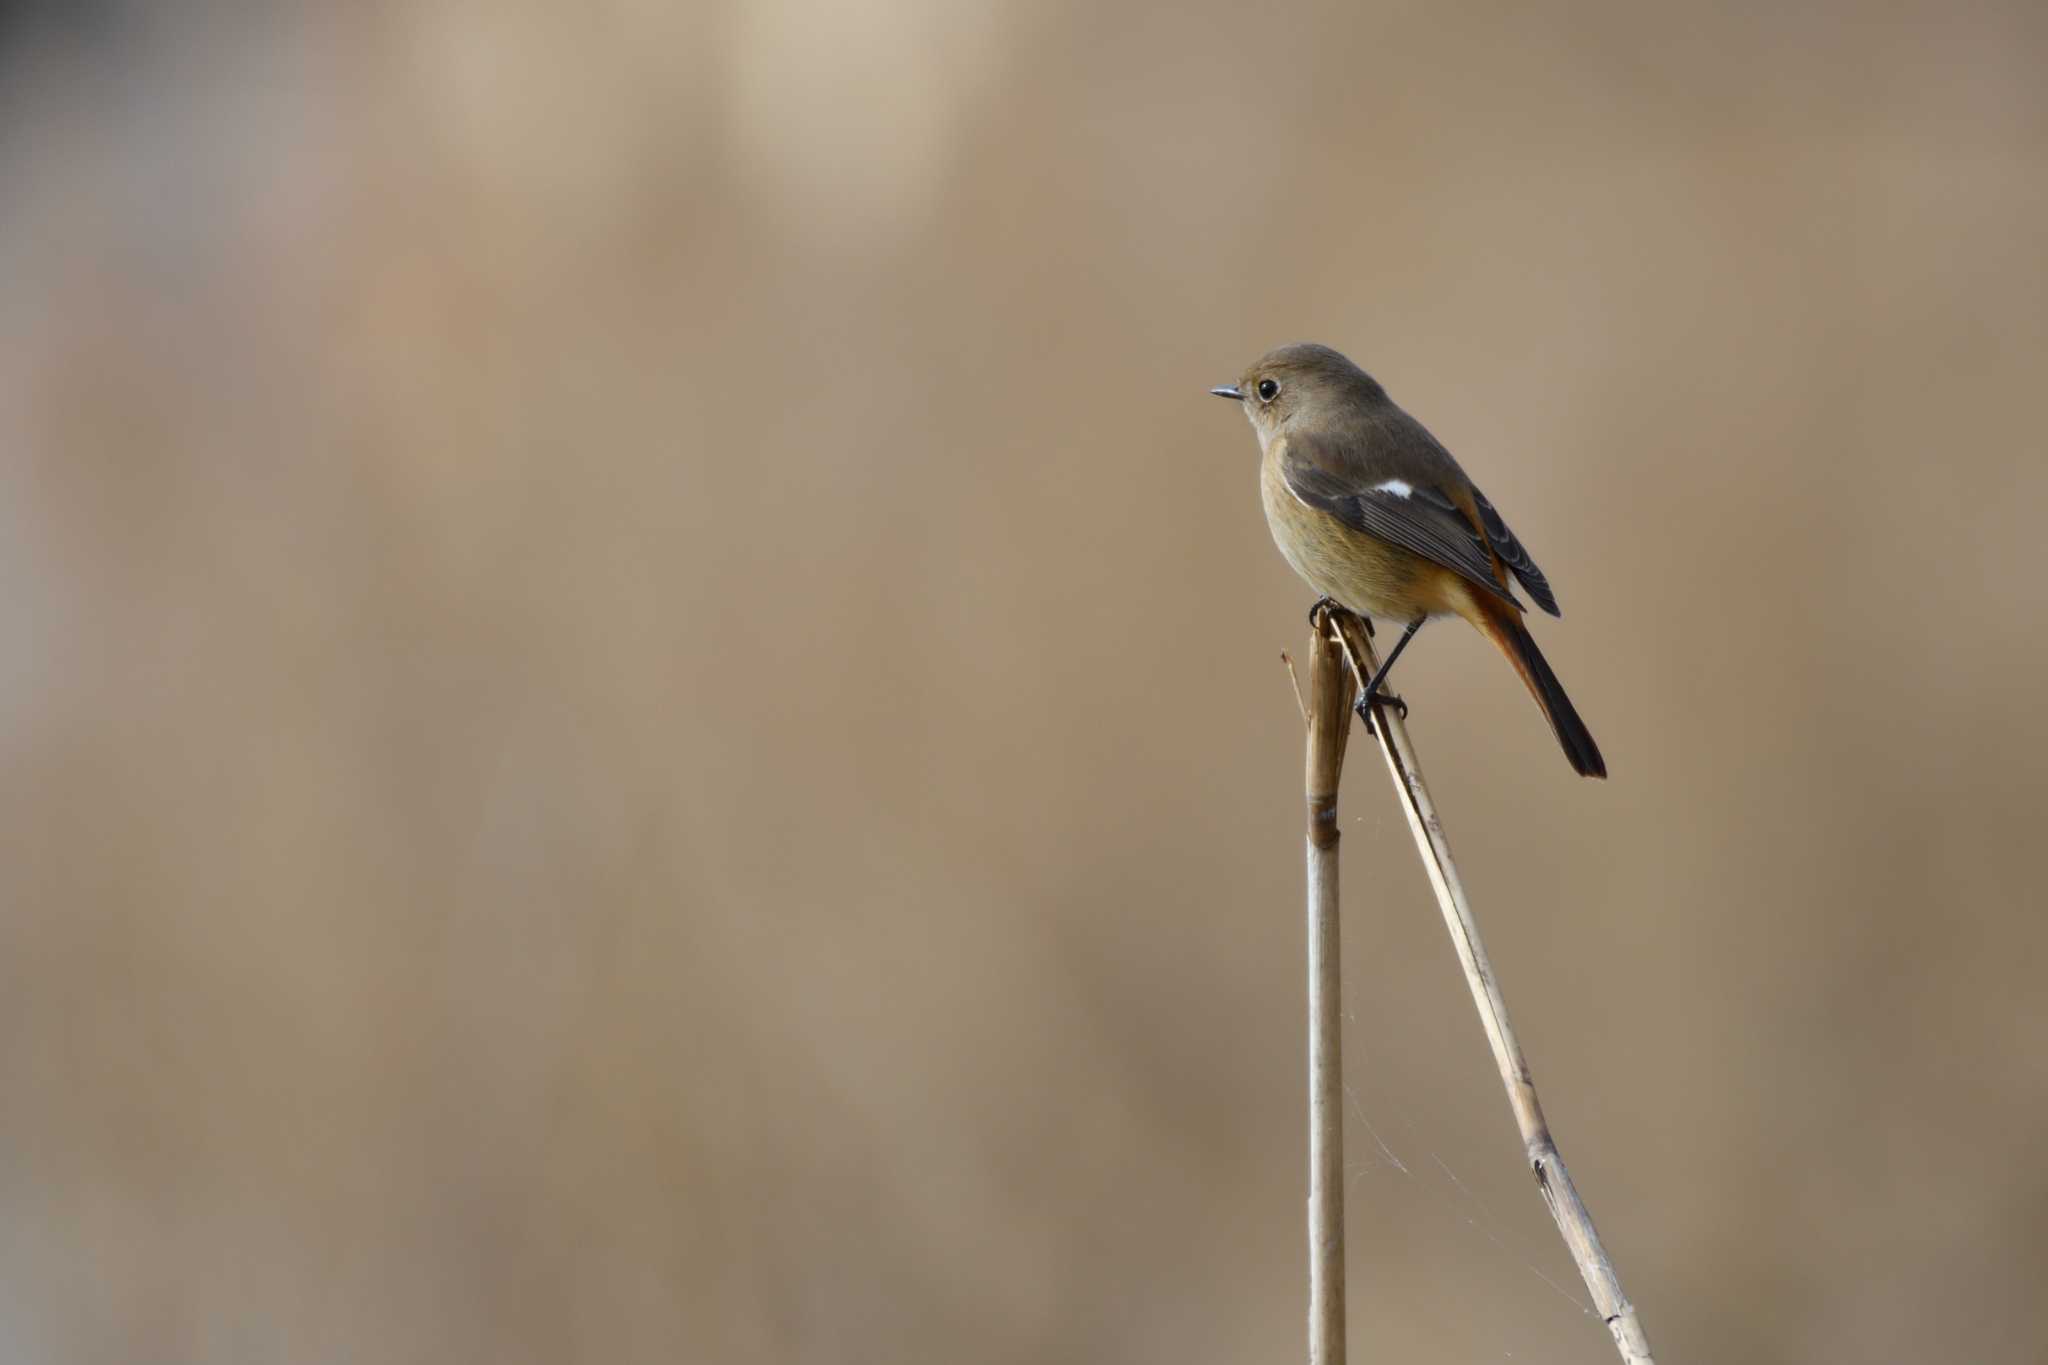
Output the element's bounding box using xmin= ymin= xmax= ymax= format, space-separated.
xmin=1353 ymin=617 xmax=1423 ymax=735
xmin=1306 ymin=595 xmax=1339 ymax=629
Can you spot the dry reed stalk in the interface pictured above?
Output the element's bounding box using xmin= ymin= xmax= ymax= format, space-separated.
xmin=1300 ymin=612 xmax=1354 ymax=1365
xmin=1327 ymin=609 xmax=1656 ymax=1365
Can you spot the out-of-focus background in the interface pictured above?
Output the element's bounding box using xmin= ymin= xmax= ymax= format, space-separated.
xmin=3 ymin=1 xmax=2044 ymax=1360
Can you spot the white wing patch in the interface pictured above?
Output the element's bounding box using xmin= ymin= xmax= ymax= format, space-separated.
xmin=1371 ymin=478 xmax=1414 ymax=498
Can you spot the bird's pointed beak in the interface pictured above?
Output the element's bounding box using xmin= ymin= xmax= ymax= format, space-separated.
xmin=1209 ymin=385 xmax=1243 ymax=400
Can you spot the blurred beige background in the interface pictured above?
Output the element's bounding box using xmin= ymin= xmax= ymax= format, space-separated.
xmin=3 ymin=1 xmax=2045 ymax=1361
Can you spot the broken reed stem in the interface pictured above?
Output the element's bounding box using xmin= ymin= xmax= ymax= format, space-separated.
xmin=1327 ymin=609 xmax=1655 ymax=1365
xmin=1302 ymin=616 xmax=1353 ymax=1365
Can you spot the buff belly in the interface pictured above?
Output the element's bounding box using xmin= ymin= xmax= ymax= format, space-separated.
xmin=1260 ymin=454 xmax=1462 ymax=622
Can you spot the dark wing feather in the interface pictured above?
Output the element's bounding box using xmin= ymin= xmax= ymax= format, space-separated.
xmin=1279 ymin=438 xmax=1522 ymax=610
xmin=1471 ymin=489 xmax=1560 ymax=616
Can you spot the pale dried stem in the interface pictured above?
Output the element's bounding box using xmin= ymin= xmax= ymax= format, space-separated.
xmin=1301 ymin=616 xmax=1352 ymax=1365
xmin=1283 ymin=650 xmax=1310 ymax=723
xmin=1328 ymin=610 xmax=1656 ymax=1365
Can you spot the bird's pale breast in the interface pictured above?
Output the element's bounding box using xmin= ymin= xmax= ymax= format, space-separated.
xmin=1260 ymin=440 xmax=1452 ymax=621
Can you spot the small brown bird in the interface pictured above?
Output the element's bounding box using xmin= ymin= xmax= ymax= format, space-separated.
xmin=1213 ymin=343 xmax=1605 ymax=778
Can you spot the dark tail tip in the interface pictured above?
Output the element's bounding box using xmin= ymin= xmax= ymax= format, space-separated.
xmin=1503 ymin=618 xmax=1607 ymax=779
xmin=1554 ymin=699 xmax=1607 ymax=780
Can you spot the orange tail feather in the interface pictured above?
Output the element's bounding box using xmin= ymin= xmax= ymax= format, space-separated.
xmin=1463 ymin=593 xmax=1607 ymax=779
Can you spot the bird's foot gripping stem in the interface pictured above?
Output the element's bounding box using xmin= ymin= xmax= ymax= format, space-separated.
xmin=1307 ymin=597 xmax=1378 ymax=637
xmin=1353 ymin=689 xmax=1407 ymax=737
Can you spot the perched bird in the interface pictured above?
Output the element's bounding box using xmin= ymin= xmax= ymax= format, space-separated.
xmin=1213 ymin=343 xmax=1605 ymax=778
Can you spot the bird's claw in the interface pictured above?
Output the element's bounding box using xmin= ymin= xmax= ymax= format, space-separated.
xmin=1353 ymin=689 xmax=1407 ymax=736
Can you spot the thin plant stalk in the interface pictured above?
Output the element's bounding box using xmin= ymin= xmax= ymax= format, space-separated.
xmin=1301 ymin=614 xmax=1353 ymax=1365
xmin=1329 ymin=610 xmax=1656 ymax=1365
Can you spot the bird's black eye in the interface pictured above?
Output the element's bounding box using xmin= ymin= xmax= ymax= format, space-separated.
xmin=1256 ymin=378 xmax=1280 ymax=402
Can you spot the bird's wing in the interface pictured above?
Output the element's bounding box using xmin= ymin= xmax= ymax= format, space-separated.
xmin=1470 ymin=488 xmax=1560 ymax=616
xmin=1278 ymin=428 xmax=1524 ymax=610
